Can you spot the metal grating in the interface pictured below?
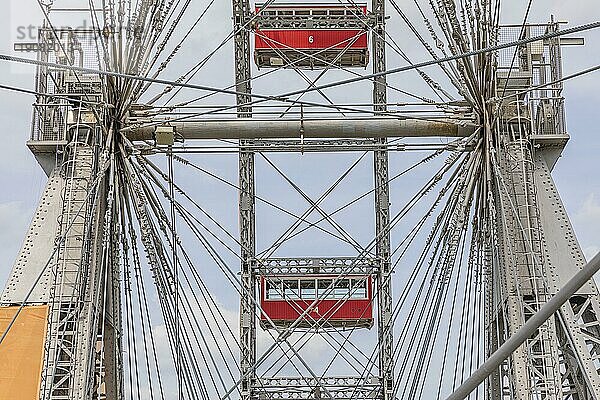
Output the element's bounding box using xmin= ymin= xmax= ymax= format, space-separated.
xmin=497 ymin=23 xmax=566 ymax=136
xmin=31 ymin=28 xmax=103 ymax=142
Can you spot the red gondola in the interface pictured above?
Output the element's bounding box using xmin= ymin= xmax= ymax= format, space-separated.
xmin=260 ymin=275 xmax=374 ymax=329
xmin=254 ymin=3 xmax=369 ymax=68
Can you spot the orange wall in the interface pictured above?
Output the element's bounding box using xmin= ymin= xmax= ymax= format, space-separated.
xmin=0 ymin=305 xmax=48 ymax=400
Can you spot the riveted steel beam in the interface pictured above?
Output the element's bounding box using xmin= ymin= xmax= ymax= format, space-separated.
xmin=127 ymin=118 xmax=476 ymax=141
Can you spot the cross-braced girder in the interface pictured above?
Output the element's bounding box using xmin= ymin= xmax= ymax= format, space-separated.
xmin=231 ymin=1 xmax=394 ymax=398
xmin=486 ymin=23 xmax=600 ymax=400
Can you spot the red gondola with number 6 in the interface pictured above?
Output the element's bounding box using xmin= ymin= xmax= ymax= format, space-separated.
xmin=254 ymin=3 xmax=369 ymax=68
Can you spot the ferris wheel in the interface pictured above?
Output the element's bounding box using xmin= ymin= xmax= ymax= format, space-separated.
xmin=0 ymin=1 xmax=600 ymax=400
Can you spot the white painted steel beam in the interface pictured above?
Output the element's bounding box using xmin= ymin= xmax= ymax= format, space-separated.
xmin=125 ymin=118 xmax=476 ymax=141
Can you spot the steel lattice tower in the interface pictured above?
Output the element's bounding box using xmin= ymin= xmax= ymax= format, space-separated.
xmin=232 ymin=1 xmax=395 ymax=397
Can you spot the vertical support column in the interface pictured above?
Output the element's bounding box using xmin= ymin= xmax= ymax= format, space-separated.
xmin=371 ymin=1 xmax=393 ymax=398
xmin=547 ymin=20 xmax=566 ymax=135
xmin=40 ymin=138 xmax=100 ymax=400
xmin=97 ymin=210 xmax=124 ymax=400
xmin=232 ymin=1 xmax=256 ymax=399
xmin=493 ymin=137 xmax=542 ymax=400
xmin=534 ymin=151 xmax=600 ymax=399
xmin=488 ymin=22 xmax=600 ymax=398
xmin=493 ymin=123 xmax=562 ymax=399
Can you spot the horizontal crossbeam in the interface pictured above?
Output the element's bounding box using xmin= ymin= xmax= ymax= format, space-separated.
xmin=254 ymin=257 xmax=379 ymax=276
xmin=256 ymin=376 xmax=380 ymax=399
xmin=254 ymin=15 xmax=371 ymax=30
xmin=126 ymin=118 xmax=476 ymax=141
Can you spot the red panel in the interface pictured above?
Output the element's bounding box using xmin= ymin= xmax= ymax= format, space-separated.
xmin=259 ymin=277 xmax=373 ymax=325
xmin=255 ymin=29 xmax=368 ymax=50
xmin=260 ymin=299 xmax=373 ymax=323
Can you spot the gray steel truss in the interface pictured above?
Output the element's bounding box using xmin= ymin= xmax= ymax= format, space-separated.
xmin=40 ymin=137 xmax=100 ymax=400
xmin=0 ymin=29 xmax=122 ymax=400
xmin=535 ymin=151 xmax=600 ymax=399
xmin=493 ymin=127 xmax=562 ymax=400
xmin=256 ymin=376 xmax=380 ymax=399
xmin=372 ymin=0 xmax=394 ymax=397
xmin=232 ymin=1 xmax=395 ymax=398
xmin=254 ymin=257 xmax=379 ymax=276
xmin=489 ymin=23 xmax=600 ymax=400
xmin=233 ymin=0 xmax=257 ymax=399
xmin=253 ymin=7 xmax=371 ymax=30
